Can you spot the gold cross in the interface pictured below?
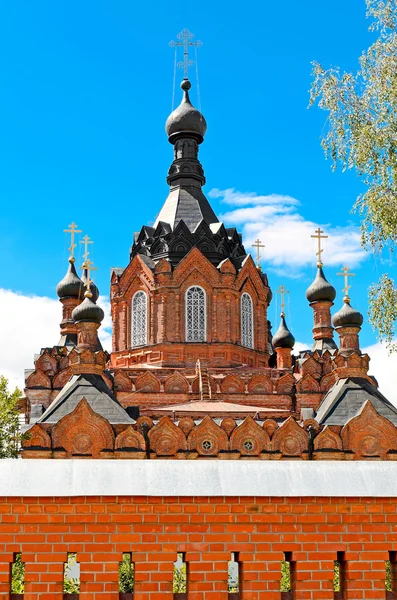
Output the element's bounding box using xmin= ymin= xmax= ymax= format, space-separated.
xmin=80 ymin=234 xmax=93 ymax=264
xmin=64 ymin=222 xmax=82 ymax=263
xmin=337 ymin=265 xmax=355 ymax=302
xmin=311 ymin=227 xmax=328 ymax=267
xmin=276 ymin=284 xmax=289 ymax=317
xmin=82 ymin=258 xmax=98 ymax=298
xmin=252 ymin=238 xmax=265 ymax=270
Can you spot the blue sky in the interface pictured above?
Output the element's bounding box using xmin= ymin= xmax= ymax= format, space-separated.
xmin=0 ymin=0 xmax=389 ymax=359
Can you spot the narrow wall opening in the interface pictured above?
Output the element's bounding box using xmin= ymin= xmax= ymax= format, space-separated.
xmin=63 ymin=553 xmax=80 ymax=599
xmin=228 ymin=552 xmax=241 ymax=600
xmin=10 ymin=553 xmax=25 ymax=600
xmin=334 ymin=551 xmax=345 ymax=600
xmin=386 ymin=551 xmax=397 ymax=599
xmin=173 ymin=552 xmax=187 ymax=600
xmin=281 ymin=552 xmax=295 ymax=599
xmin=119 ymin=552 xmax=134 ymax=599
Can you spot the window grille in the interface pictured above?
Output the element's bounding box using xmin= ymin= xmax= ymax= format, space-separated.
xmin=241 ymin=293 xmax=254 ymax=349
xmin=186 ymin=286 xmax=206 ymax=342
xmin=132 ymin=291 xmax=147 ymax=348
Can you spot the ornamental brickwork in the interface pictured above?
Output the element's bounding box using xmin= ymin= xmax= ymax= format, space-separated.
xmin=21 ymin=76 xmax=397 ymax=461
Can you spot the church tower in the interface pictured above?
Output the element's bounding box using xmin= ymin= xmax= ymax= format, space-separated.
xmin=110 ymin=78 xmax=272 ymax=373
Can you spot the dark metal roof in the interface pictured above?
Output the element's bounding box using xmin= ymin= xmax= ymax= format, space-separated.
xmin=311 ymin=338 xmax=338 ymax=354
xmin=306 ymin=266 xmax=336 ymax=303
xmin=272 ymin=315 xmax=295 ymax=349
xmin=154 ymin=186 xmax=219 ymax=232
xmin=315 ymin=377 xmax=397 ymax=426
xmin=38 ymin=373 xmax=134 ymax=425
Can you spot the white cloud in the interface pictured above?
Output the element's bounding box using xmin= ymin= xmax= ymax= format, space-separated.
xmin=209 ymin=188 xmax=367 ymax=274
xmin=363 ymin=340 xmax=397 ymax=406
xmin=293 ymin=341 xmax=312 ymax=355
xmin=0 ymin=289 xmax=111 ymax=391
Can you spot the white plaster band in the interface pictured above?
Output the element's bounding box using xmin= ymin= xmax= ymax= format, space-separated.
xmin=0 ymin=459 xmax=396 ymax=497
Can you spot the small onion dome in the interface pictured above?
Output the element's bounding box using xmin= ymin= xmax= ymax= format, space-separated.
xmin=332 ymin=299 xmax=363 ymax=328
xmin=272 ymin=314 xmax=295 ymax=349
xmin=81 ymin=268 xmax=99 ymax=303
xmin=166 ymin=79 xmax=207 ymax=143
xmin=306 ymin=266 xmax=336 ymax=303
xmin=56 ymin=259 xmax=83 ymax=299
xmin=72 ymin=295 xmax=104 ymax=324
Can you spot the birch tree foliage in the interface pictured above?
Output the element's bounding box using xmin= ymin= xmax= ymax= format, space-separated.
xmin=0 ymin=376 xmax=22 ymax=458
xmin=309 ymin=0 xmax=397 ymax=348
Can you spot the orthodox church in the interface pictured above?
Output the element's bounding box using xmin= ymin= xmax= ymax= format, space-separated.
xmin=21 ymin=76 xmax=397 ymax=461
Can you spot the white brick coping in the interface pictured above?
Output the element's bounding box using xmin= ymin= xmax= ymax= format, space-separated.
xmin=0 ymin=460 xmax=396 ymax=497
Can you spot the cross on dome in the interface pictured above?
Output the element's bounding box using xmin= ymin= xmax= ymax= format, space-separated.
xmin=81 ymin=258 xmax=97 ymax=298
xmin=311 ymin=227 xmax=328 ymax=267
xmin=252 ymin=238 xmax=265 ymax=270
xmin=80 ymin=234 xmax=93 ymax=264
xmin=337 ymin=265 xmax=355 ymax=303
xmin=169 ymin=28 xmax=202 ymax=79
xmin=276 ymin=285 xmax=289 ymax=317
xmin=64 ymin=221 xmax=82 ymax=263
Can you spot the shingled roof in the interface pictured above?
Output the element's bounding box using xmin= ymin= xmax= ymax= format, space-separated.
xmin=38 ymin=373 xmax=134 ymax=425
xmin=315 ymin=377 xmax=397 ymax=426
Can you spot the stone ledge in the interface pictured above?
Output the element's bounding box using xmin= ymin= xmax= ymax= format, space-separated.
xmin=1 ymin=459 xmax=397 ymax=497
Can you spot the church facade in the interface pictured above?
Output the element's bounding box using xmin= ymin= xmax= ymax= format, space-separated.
xmin=19 ymin=76 xmax=397 ymax=462
xmin=1 ymin=70 xmax=397 ymax=600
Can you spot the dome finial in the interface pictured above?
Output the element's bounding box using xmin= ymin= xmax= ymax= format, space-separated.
xmin=166 ymin=29 xmax=206 ymax=143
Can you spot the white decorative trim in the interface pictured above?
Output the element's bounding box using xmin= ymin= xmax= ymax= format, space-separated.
xmin=1 ymin=460 xmax=397 ymax=497
xmin=185 ymin=285 xmax=206 ymax=342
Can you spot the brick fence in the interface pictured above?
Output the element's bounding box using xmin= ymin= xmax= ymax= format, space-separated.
xmin=0 ymin=495 xmax=397 ymax=599
xmin=1 ymin=461 xmax=397 ymax=599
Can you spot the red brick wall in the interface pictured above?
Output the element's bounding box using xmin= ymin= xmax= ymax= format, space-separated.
xmin=0 ymin=495 xmax=395 ymax=600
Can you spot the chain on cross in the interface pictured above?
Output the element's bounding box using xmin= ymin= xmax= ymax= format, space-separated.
xmin=252 ymin=238 xmax=265 ymax=270
xmin=311 ymin=227 xmax=328 ymax=267
xmin=169 ymin=28 xmax=202 ymax=79
xmin=337 ymin=265 xmax=355 ymax=302
xmin=64 ymin=222 xmax=82 ymax=263
xmin=276 ymin=285 xmax=289 ymax=317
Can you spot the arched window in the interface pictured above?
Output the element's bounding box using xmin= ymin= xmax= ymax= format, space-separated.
xmin=241 ymin=292 xmax=254 ymax=349
xmin=186 ymin=286 xmax=206 ymax=342
xmin=131 ymin=291 xmax=147 ymax=348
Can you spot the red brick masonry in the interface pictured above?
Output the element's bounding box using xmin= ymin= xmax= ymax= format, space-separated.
xmin=0 ymin=495 xmax=396 ymax=600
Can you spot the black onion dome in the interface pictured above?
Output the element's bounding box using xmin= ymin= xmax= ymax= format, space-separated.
xmin=56 ymin=260 xmax=83 ymax=299
xmin=81 ymin=268 xmax=99 ymax=303
xmin=272 ymin=315 xmax=295 ymax=349
xmin=332 ymin=301 xmax=363 ymax=328
xmin=166 ymin=79 xmax=207 ymax=142
xmin=72 ymin=296 xmax=104 ymax=324
xmin=306 ymin=266 xmax=336 ymax=303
